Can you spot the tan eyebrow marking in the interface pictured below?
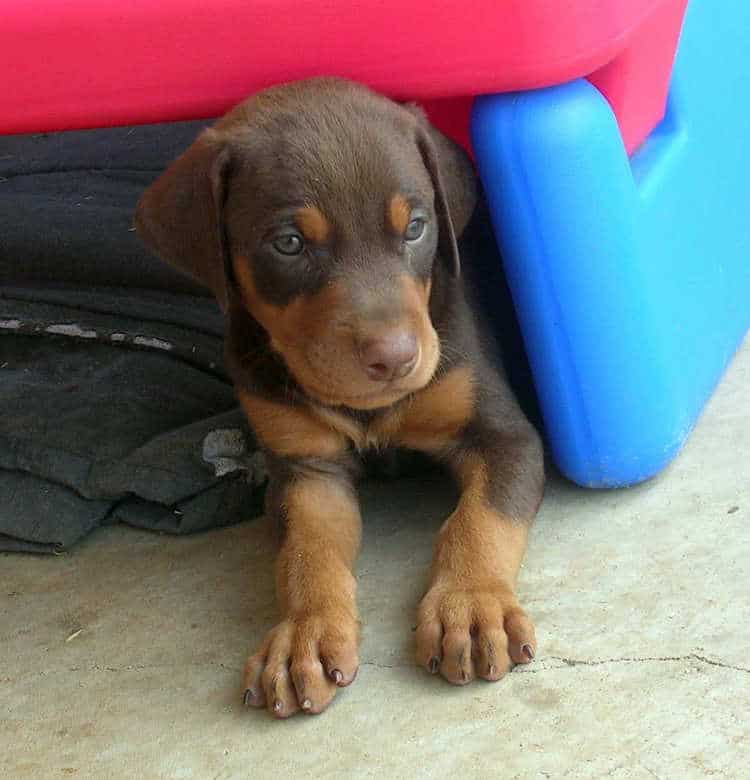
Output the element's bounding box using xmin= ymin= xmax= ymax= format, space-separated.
xmin=295 ymin=206 xmax=330 ymax=243
xmin=387 ymin=194 xmax=411 ymax=235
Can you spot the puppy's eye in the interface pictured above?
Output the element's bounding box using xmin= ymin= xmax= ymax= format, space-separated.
xmin=405 ymin=217 xmax=426 ymax=242
xmin=272 ymin=233 xmax=305 ymax=256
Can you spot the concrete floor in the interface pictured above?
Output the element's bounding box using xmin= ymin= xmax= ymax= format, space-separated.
xmin=3 ymin=338 xmax=749 ymax=779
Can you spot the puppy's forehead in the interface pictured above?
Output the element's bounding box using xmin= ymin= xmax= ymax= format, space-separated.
xmin=220 ymin=80 xmax=432 ymax=220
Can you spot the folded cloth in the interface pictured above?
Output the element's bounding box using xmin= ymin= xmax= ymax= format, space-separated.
xmin=0 ymin=287 xmax=266 ymax=553
xmin=0 ymin=120 xmax=211 ymax=293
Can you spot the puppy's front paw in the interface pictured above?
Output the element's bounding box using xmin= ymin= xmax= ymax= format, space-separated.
xmin=242 ymin=612 xmax=359 ymax=719
xmin=415 ymin=581 xmax=536 ymax=685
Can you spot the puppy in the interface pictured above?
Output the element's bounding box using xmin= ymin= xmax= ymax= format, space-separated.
xmin=135 ymin=78 xmax=544 ymax=719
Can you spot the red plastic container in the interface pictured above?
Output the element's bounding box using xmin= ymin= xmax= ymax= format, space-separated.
xmin=3 ymin=0 xmax=686 ymax=152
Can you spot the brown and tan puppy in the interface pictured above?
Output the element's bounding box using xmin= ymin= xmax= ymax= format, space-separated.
xmin=135 ymin=78 xmax=544 ymax=719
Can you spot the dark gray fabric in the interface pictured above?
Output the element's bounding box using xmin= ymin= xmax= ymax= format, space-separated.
xmin=0 ymin=120 xmax=212 ymax=292
xmin=0 ymin=287 xmax=266 ymax=553
xmin=0 ymin=120 xmax=272 ymax=553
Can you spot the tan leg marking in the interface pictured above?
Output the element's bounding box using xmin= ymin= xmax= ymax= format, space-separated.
xmin=415 ymin=453 xmax=536 ymax=685
xmin=242 ymin=476 xmax=361 ymax=718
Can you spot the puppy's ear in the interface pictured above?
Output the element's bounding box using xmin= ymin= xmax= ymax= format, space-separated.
xmin=135 ymin=130 xmax=232 ymax=310
xmin=410 ymin=109 xmax=478 ymax=278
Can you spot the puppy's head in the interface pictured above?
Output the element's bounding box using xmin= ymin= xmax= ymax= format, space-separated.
xmin=136 ymin=78 xmax=477 ymax=410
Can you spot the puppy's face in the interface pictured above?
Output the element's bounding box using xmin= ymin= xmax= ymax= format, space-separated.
xmin=136 ymin=79 xmax=477 ymax=410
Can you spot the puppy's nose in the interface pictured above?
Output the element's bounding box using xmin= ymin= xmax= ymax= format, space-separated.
xmin=359 ymin=330 xmax=418 ymax=382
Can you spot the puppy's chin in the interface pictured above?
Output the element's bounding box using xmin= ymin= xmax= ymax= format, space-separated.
xmin=308 ymin=379 xmax=427 ymax=411
xmin=326 ymin=384 xmax=423 ymax=411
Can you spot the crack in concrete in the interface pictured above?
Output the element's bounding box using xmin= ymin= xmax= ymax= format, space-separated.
xmin=364 ymin=651 xmax=750 ymax=676
xmin=25 ymin=652 xmax=749 ymax=681
xmin=360 ymin=660 xmax=411 ymax=670
xmin=32 ymin=661 xmax=231 ymax=676
xmin=516 ymin=653 xmax=750 ymax=675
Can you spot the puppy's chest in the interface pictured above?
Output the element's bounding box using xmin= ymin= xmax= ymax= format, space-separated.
xmin=314 ymin=364 xmax=475 ymax=456
xmin=239 ymin=364 xmax=475 ymax=460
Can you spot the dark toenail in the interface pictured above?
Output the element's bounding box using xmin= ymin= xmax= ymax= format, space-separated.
xmin=429 ymin=657 xmax=439 ymax=674
xmin=243 ymin=689 xmax=254 ymax=706
xmin=522 ymin=644 xmax=535 ymax=661
xmin=331 ymin=669 xmax=343 ymax=685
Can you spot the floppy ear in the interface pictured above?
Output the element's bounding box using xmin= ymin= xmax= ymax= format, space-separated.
xmin=412 ymin=114 xmax=478 ymax=278
xmin=135 ymin=131 xmax=232 ymax=310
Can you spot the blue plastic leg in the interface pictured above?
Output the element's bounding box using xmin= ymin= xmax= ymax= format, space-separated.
xmin=471 ymin=0 xmax=750 ymax=487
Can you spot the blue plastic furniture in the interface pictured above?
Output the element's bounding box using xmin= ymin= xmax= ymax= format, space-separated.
xmin=472 ymin=0 xmax=750 ymax=487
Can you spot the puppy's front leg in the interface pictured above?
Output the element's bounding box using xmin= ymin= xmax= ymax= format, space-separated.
xmin=242 ymin=464 xmax=361 ymax=718
xmin=239 ymin=393 xmax=360 ymax=718
xmin=415 ymin=414 xmax=544 ymax=684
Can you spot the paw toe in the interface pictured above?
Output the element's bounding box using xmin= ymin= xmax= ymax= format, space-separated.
xmin=241 ymin=654 xmax=267 ymax=708
xmin=319 ymin=631 xmax=359 ymax=687
xmin=290 ymin=657 xmax=336 ymax=714
xmin=415 ymin=617 xmax=443 ymax=674
xmin=440 ymin=628 xmax=474 ymax=685
xmin=504 ymin=608 xmax=536 ymax=665
xmin=474 ymin=626 xmax=510 ymax=681
xmin=263 ymin=668 xmax=299 ymax=719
